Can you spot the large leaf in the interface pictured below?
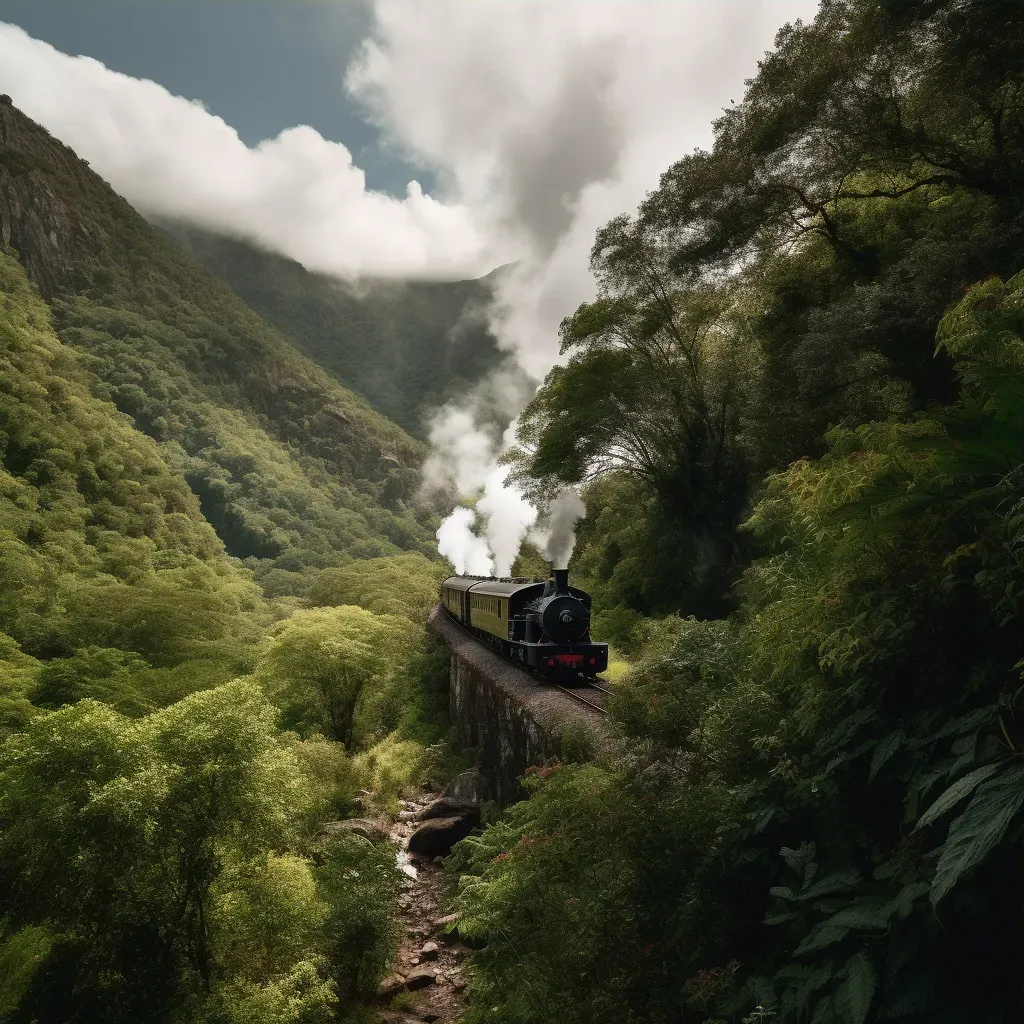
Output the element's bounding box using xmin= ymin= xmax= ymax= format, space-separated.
xmin=916 ymin=705 xmax=995 ymax=746
xmin=826 ymin=900 xmax=890 ymax=931
xmin=930 ymin=764 xmax=1024 ymax=904
xmin=869 ymin=732 xmax=902 ymax=781
xmin=881 ymin=881 xmax=930 ymax=922
xmin=843 ymin=951 xmax=877 ymax=1024
xmin=797 ymin=870 xmax=861 ymax=902
xmin=795 ymin=924 xmax=849 ymax=956
xmin=915 ymin=763 xmax=999 ymax=830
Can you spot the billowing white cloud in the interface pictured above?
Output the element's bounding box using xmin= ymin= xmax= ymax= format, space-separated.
xmin=0 ymin=21 xmax=492 ymax=279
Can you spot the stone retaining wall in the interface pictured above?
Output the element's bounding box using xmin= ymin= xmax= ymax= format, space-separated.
xmin=427 ymin=605 xmax=610 ymax=806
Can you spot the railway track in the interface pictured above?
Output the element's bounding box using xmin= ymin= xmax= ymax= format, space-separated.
xmin=551 ymin=681 xmax=608 ymax=714
xmin=583 ymin=679 xmax=614 ymax=698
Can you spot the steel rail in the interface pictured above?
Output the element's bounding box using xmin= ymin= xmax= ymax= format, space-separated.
xmin=550 ymin=682 xmax=607 ymax=714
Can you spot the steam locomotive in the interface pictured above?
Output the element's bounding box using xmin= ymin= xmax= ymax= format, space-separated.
xmin=439 ymin=568 xmax=609 ymax=683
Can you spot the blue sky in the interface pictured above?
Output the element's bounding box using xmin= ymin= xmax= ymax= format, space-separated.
xmin=0 ymin=0 xmax=429 ymax=195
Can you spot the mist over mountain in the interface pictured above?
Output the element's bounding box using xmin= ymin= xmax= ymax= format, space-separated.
xmin=160 ymin=223 xmax=512 ymax=437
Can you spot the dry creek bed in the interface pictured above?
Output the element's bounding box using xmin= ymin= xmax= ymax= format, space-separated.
xmin=375 ymin=793 xmax=472 ymax=1024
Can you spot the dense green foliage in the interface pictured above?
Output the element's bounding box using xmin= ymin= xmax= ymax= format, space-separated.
xmin=0 ymin=100 xmax=461 ymax=1023
xmin=0 ymin=254 xmax=441 ymax=1022
xmin=511 ymin=0 xmax=1024 ymax=631
xmin=0 ymin=268 xmax=453 ymax=1019
xmin=163 ymin=225 xmax=508 ymax=437
xmin=457 ymin=275 xmax=1024 ymax=1024
xmin=458 ymin=4 xmax=1024 ymax=1022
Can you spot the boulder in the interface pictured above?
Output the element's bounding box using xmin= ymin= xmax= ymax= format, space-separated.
xmin=376 ymin=973 xmax=406 ymax=1000
xmin=415 ymin=797 xmax=481 ymax=822
xmin=317 ymin=818 xmax=390 ymax=845
xmin=408 ymin=815 xmax=476 ymax=858
xmin=442 ymin=769 xmax=489 ymax=806
xmin=419 ymin=941 xmax=439 ymax=962
xmin=404 ymin=966 xmax=438 ymax=991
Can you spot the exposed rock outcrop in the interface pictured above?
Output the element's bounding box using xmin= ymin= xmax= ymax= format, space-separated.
xmin=441 ymin=768 xmax=489 ymax=806
xmin=0 ymin=96 xmax=132 ymax=297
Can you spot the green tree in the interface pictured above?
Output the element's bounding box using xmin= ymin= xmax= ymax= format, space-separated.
xmin=455 ymin=273 xmax=1024 ymax=1024
xmin=259 ymin=606 xmax=415 ymax=747
xmin=0 ymin=680 xmax=310 ymax=1022
xmin=307 ymin=553 xmax=445 ymax=623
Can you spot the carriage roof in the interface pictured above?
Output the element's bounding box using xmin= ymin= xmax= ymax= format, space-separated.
xmin=440 ymin=576 xmax=545 ymax=599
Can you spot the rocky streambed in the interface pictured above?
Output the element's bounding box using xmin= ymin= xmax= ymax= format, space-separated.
xmin=375 ymin=773 xmax=486 ymax=1024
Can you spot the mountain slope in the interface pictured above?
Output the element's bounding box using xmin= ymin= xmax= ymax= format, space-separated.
xmin=162 ymin=224 xmax=508 ymax=436
xmin=0 ymin=94 xmax=436 ymax=588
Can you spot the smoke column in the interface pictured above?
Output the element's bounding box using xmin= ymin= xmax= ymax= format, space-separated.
xmin=349 ymin=1 xmax=818 ymax=577
xmin=540 ymin=490 xmax=587 ymax=569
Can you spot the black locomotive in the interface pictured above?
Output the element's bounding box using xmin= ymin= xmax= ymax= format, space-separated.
xmin=440 ymin=568 xmax=609 ymax=682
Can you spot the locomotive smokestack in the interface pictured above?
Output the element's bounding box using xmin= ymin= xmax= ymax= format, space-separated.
xmin=552 ymin=567 xmax=569 ymax=595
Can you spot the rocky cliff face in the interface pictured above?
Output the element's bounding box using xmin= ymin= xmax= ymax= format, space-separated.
xmin=0 ymin=94 xmax=135 ymax=297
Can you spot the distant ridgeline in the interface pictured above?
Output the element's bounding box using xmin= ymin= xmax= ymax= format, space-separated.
xmin=0 ymin=95 xmax=439 ymax=598
xmin=161 ymin=223 xmax=510 ymax=438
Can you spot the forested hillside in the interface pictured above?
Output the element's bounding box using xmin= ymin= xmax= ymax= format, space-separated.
xmin=0 ymin=92 xmax=437 ymax=597
xmin=457 ymin=3 xmax=1024 ymax=1022
xmin=0 ymin=95 xmax=462 ymax=1022
xmin=163 ymin=224 xmax=508 ymax=437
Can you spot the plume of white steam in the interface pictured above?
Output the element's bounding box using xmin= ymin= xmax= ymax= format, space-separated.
xmin=538 ymin=490 xmax=587 ymax=570
xmin=351 ymin=0 xmax=819 ymax=568
xmin=477 ymin=466 xmax=538 ymax=576
xmin=426 ymin=398 xmax=538 ymax=577
xmin=436 ymin=506 xmax=493 ymax=576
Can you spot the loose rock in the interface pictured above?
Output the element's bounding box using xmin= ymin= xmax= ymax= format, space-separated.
xmin=376 ymin=973 xmax=406 ymax=1000
xmin=415 ymin=797 xmax=481 ymax=822
xmin=419 ymin=941 xmax=439 ymax=962
xmin=405 ymin=966 xmax=438 ymax=991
